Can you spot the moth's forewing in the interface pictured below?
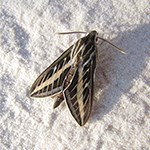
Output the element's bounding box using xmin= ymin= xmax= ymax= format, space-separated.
xmin=63 ymin=31 xmax=97 ymax=126
xmin=30 ymin=46 xmax=72 ymax=98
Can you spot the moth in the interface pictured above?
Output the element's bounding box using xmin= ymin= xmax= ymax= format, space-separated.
xmin=30 ymin=30 xmax=125 ymax=126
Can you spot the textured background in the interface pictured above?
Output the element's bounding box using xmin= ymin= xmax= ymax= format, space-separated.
xmin=0 ymin=0 xmax=150 ymax=149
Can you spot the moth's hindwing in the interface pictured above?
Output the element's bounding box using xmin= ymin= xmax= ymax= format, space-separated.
xmin=30 ymin=46 xmax=72 ymax=98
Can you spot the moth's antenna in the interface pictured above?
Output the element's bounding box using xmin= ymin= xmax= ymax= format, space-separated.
xmin=57 ymin=31 xmax=87 ymax=35
xmin=98 ymin=37 xmax=126 ymax=54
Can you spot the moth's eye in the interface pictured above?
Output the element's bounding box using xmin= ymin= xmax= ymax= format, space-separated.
xmin=95 ymin=37 xmax=98 ymax=43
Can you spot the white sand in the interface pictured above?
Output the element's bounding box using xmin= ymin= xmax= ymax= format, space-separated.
xmin=0 ymin=0 xmax=150 ymax=149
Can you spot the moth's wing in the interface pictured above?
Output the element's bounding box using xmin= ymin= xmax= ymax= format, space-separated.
xmin=30 ymin=46 xmax=73 ymax=98
xmin=63 ymin=50 xmax=97 ymax=126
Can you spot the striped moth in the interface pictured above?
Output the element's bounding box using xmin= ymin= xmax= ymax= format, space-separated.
xmin=30 ymin=31 xmax=125 ymax=126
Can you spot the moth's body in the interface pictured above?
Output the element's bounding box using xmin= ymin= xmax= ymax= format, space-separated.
xmin=30 ymin=31 xmax=98 ymax=126
xmin=30 ymin=30 xmax=125 ymax=126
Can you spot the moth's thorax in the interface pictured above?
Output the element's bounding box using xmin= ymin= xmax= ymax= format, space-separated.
xmin=71 ymin=31 xmax=98 ymax=63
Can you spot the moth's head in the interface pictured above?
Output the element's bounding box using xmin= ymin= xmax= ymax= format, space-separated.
xmin=87 ymin=30 xmax=98 ymax=43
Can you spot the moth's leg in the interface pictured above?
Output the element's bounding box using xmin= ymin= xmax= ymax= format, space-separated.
xmin=53 ymin=93 xmax=64 ymax=109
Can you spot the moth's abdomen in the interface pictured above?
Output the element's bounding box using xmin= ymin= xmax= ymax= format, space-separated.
xmin=63 ymin=67 xmax=76 ymax=89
